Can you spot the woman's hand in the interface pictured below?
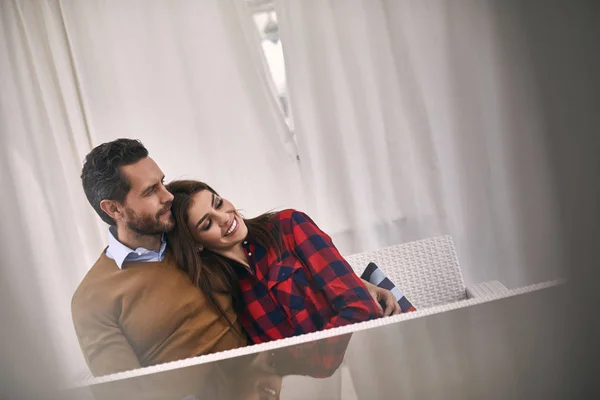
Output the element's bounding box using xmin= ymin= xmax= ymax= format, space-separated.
xmin=362 ymin=280 xmax=401 ymax=317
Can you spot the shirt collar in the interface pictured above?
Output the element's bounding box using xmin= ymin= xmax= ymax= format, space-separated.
xmin=106 ymin=226 xmax=167 ymax=269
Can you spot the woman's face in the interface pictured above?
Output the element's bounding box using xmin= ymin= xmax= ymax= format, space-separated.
xmin=236 ymin=353 xmax=283 ymax=400
xmin=237 ymin=370 xmax=282 ymax=400
xmin=186 ymin=189 xmax=248 ymax=251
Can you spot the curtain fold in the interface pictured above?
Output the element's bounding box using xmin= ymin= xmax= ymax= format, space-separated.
xmin=0 ymin=0 xmax=105 ymax=384
xmin=277 ymin=0 xmax=563 ymax=288
xmin=278 ymin=0 xmax=446 ymax=253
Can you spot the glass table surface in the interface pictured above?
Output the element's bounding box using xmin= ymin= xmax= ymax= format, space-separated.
xmin=65 ymin=282 xmax=567 ymax=400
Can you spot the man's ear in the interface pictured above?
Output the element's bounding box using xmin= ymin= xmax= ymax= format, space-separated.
xmin=100 ymin=199 xmax=124 ymax=222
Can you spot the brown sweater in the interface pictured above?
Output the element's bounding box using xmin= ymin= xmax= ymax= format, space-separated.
xmin=72 ymin=249 xmax=247 ymax=377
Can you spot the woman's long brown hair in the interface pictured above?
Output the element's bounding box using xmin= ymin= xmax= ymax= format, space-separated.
xmin=165 ymin=180 xmax=282 ymax=334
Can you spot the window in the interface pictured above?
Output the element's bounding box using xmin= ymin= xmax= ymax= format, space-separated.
xmin=247 ymin=1 xmax=291 ymax=127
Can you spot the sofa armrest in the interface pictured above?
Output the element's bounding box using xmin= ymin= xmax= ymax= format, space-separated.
xmin=466 ymin=280 xmax=509 ymax=299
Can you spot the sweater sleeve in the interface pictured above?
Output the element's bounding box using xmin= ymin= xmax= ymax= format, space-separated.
xmin=72 ymin=294 xmax=141 ymax=377
xmin=288 ymin=210 xmax=382 ymax=329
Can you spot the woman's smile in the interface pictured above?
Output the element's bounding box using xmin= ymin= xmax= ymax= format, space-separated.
xmin=225 ymin=216 xmax=239 ymax=236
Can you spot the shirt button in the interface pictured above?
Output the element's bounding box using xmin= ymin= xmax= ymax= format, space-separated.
xmin=248 ymin=252 xmax=252 ymax=256
xmin=243 ymin=241 xmax=248 ymax=245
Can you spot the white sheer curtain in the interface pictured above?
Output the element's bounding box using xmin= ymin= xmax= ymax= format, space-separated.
xmin=277 ymin=0 xmax=563 ymax=288
xmin=0 ymin=0 xmax=106 ymax=387
xmin=60 ymin=0 xmax=304 ymax=217
xmin=0 ymin=0 xmax=303 ymax=385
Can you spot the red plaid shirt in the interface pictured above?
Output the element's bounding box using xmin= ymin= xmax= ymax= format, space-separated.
xmin=234 ymin=209 xmax=381 ymax=345
xmin=272 ymin=333 xmax=354 ymax=378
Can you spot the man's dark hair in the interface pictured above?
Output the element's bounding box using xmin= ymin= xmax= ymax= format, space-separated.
xmin=81 ymin=138 xmax=149 ymax=225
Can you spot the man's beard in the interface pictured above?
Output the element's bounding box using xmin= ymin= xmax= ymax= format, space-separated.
xmin=124 ymin=206 xmax=174 ymax=236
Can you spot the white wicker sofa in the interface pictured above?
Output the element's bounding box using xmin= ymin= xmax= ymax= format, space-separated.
xmin=69 ymin=234 xmax=509 ymax=391
xmin=344 ymin=235 xmax=509 ymax=308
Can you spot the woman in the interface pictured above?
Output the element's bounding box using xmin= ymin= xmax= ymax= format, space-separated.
xmin=165 ymin=180 xmax=384 ymax=345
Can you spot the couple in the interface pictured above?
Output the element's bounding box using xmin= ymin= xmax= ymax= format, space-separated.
xmin=72 ymin=138 xmax=403 ymax=378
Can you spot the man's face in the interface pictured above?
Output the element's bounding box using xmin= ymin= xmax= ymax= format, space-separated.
xmin=119 ymin=157 xmax=175 ymax=235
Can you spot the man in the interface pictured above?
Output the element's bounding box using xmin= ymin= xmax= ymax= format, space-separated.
xmin=72 ymin=138 xmax=398 ymax=377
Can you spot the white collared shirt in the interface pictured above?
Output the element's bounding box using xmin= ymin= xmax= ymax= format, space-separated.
xmin=105 ymin=226 xmax=167 ymax=269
